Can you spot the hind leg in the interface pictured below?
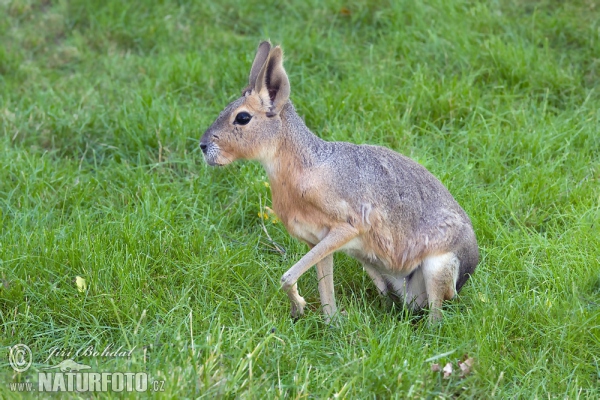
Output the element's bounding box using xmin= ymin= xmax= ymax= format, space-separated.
xmin=421 ymin=253 xmax=460 ymax=323
xmin=363 ymin=263 xmax=398 ymax=310
xmin=403 ymin=267 xmax=428 ymax=311
xmin=362 ymin=263 xmax=388 ymax=296
xmin=364 ymin=263 xmax=427 ymax=312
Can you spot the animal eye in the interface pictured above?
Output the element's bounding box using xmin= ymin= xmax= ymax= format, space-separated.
xmin=234 ymin=112 xmax=252 ymax=125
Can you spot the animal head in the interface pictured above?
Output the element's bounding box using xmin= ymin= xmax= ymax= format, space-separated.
xmin=200 ymin=41 xmax=291 ymax=166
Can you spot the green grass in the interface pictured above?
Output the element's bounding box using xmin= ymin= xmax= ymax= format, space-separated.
xmin=1 ymin=0 xmax=599 ymax=397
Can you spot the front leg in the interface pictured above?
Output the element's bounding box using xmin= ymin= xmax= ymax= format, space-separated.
xmin=281 ymin=224 xmax=358 ymax=320
xmin=316 ymin=254 xmax=336 ymax=324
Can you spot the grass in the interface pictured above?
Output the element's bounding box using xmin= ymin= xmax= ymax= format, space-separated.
xmin=1 ymin=0 xmax=599 ymax=397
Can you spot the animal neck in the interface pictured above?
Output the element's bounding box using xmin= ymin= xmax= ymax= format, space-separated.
xmin=259 ymin=102 xmax=328 ymax=183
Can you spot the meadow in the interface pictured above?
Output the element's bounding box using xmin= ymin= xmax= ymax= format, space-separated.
xmin=1 ymin=0 xmax=599 ymax=398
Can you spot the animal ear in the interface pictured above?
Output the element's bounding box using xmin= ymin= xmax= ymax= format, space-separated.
xmin=255 ymin=46 xmax=290 ymax=116
xmin=245 ymin=41 xmax=271 ymax=94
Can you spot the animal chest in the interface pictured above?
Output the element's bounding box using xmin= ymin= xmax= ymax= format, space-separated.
xmin=270 ymin=185 xmax=329 ymax=246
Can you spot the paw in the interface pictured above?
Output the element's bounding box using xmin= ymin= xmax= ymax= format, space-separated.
xmin=427 ymin=308 xmax=443 ymax=326
xmin=290 ymin=296 xmax=306 ymax=320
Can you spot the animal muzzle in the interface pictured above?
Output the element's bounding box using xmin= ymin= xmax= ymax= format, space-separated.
xmin=199 ymin=141 xmax=222 ymax=166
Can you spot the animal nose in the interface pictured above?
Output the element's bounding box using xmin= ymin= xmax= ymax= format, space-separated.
xmin=200 ymin=142 xmax=208 ymax=153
